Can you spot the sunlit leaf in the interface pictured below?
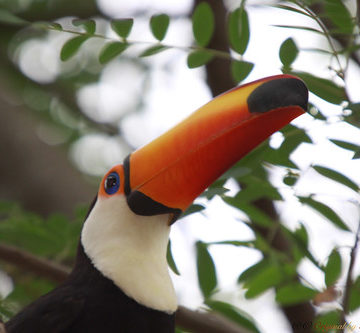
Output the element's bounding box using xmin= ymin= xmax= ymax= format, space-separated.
xmin=192 ymin=2 xmax=214 ymax=47
xmin=99 ymin=42 xmax=128 ymax=64
xmin=231 ymin=60 xmax=254 ymax=83
xmin=139 ymin=45 xmax=169 ymax=57
xmin=324 ymin=249 xmax=342 ymax=287
xmin=313 ymin=165 xmax=359 ymax=193
xmin=298 ymin=196 xmax=349 ymax=231
xmin=279 ymin=37 xmax=298 ymax=68
xmin=111 ymin=19 xmax=133 ymax=39
xmin=60 ymin=36 xmax=89 ymax=61
xmin=228 ymin=7 xmax=250 ymax=55
xmin=324 ymin=0 xmax=354 ymax=35
xmin=292 ymin=71 xmax=346 ymax=105
xmin=276 ymin=283 xmax=317 ymax=305
xmin=167 ymin=239 xmax=180 ymax=275
xmin=72 ymin=19 xmax=96 ymax=34
xmin=196 ymin=241 xmax=217 ymax=298
xmin=205 ymin=300 xmax=260 ymax=333
xmin=187 ymin=50 xmax=214 ymax=68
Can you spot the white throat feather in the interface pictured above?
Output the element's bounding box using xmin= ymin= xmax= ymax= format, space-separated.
xmin=81 ymin=195 xmax=177 ymax=313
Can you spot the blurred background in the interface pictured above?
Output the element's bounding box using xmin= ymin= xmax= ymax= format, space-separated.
xmin=0 ymin=0 xmax=360 ymax=332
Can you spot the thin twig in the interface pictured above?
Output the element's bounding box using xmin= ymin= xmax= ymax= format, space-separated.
xmin=0 ymin=242 xmax=248 ymax=333
xmin=339 ymin=219 xmax=360 ymax=332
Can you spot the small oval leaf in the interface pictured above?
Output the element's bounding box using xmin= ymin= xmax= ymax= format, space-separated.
xmin=192 ymin=2 xmax=214 ymax=47
xmin=150 ymin=14 xmax=170 ymax=41
xmin=231 ymin=60 xmax=254 ymax=83
xmin=111 ymin=19 xmax=134 ymax=39
xmin=279 ymin=37 xmax=299 ymax=67
xmin=139 ymin=44 xmax=169 ymax=57
xmin=298 ymin=196 xmax=350 ymax=231
xmin=72 ymin=19 xmax=96 ymax=34
xmin=60 ymin=35 xmax=89 ymax=61
xmin=167 ymin=239 xmax=180 ymax=276
xmin=187 ymin=50 xmax=214 ymax=68
xmin=291 ymin=71 xmax=346 ymax=105
xmin=99 ymin=42 xmax=128 ymax=64
xmin=313 ymin=165 xmax=359 ymax=193
xmin=228 ymin=7 xmax=250 ymax=55
xmin=196 ymin=241 xmax=217 ymax=298
xmin=276 ymin=283 xmax=317 ymax=305
xmin=324 ymin=249 xmax=342 ymax=287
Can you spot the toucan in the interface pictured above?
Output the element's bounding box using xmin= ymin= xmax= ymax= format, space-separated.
xmin=5 ymin=75 xmax=308 ymax=333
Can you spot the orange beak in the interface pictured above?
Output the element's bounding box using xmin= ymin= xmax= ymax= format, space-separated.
xmin=124 ymin=74 xmax=307 ymax=221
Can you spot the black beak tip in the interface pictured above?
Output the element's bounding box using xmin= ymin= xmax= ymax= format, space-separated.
xmin=247 ymin=77 xmax=309 ymax=114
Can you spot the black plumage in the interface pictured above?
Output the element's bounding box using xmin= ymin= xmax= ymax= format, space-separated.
xmin=5 ymin=198 xmax=175 ymax=333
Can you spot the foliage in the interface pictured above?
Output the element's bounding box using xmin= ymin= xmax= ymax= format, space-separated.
xmin=0 ymin=0 xmax=359 ymax=331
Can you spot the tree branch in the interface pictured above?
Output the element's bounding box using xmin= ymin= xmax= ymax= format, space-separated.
xmin=339 ymin=220 xmax=360 ymax=332
xmin=0 ymin=242 xmax=248 ymax=333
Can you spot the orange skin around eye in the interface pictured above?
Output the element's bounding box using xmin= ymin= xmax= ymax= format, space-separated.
xmin=98 ymin=165 xmax=125 ymax=198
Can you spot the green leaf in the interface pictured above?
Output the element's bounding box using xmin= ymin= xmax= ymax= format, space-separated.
xmin=320 ymin=90 xmax=349 ymax=112
xmin=181 ymin=204 xmax=205 ymax=218
xmin=273 ymin=25 xmax=324 ymax=35
xmin=298 ymin=196 xmax=349 ymax=231
xmin=353 ymin=150 xmax=360 ymax=160
xmin=228 ymin=7 xmax=250 ymax=55
xmin=238 ymin=259 xmax=271 ymax=283
xmin=111 ymin=19 xmax=134 ymax=39
xmin=272 ymin=4 xmax=312 ymax=18
xmin=192 ymin=2 xmax=214 ymax=47
xmin=324 ymin=0 xmax=354 ymax=35
xmin=330 ymin=139 xmax=360 ymax=152
xmin=313 ymin=165 xmax=359 ymax=193
xmin=279 ymin=37 xmax=299 ymax=68
xmin=139 ymin=45 xmax=169 ymax=57
xmin=32 ymin=21 xmax=62 ymax=30
xmin=0 ymin=9 xmax=28 ymax=25
xmin=167 ymin=239 xmax=180 ymax=275
xmin=245 ymin=265 xmax=285 ymax=298
xmin=291 ymin=72 xmax=346 ymax=105
xmin=187 ymin=50 xmax=214 ymax=68
xmin=99 ymin=42 xmax=128 ymax=64
xmin=60 ymin=35 xmax=89 ymax=61
xmin=72 ymin=19 xmax=96 ymax=34
xmin=196 ymin=241 xmax=217 ymax=298
xmin=349 ymin=276 xmax=360 ymax=312
xmin=150 ymin=14 xmax=170 ymax=41
xmin=279 ymin=125 xmax=312 ymax=155
xmin=276 ymin=283 xmax=317 ymax=305
xmin=324 ymin=249 xmax=342 ymax=287
xmin=223 ymin=199 xmax=274 ymax=227
xmin=231 ymin=60 xmax=254 ymax=83
xmin=205 ymin=300 xmax=260 ymax=333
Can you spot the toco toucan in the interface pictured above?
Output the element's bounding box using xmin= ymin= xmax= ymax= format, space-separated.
xmin=5 ymin=75 xmax=308 ymax=333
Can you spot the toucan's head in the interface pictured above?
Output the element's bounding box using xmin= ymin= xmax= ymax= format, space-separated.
xmin=81 ymin=74 xmax=308 ymax=313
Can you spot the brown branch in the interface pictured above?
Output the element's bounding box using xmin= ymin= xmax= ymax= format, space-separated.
xmin=0 ymin=243 xmax=70 ymax=284
xmin=0 ymin=242 xmax=249 ymax=333
xmin=339 ymin=220 xmax=360 ymax=332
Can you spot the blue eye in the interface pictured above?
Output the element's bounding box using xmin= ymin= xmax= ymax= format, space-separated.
xmin=104 ymin=172 xmax=120 ymax=195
